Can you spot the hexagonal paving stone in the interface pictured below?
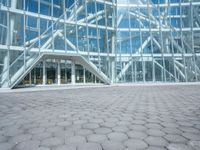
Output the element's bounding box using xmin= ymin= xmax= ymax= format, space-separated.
xmin=9 ymin=133 xmax=32 ymax=145
xmin=41 ymin=137 xmax=63 ymax=147
xmin=83 ymin=123 xmax=99 ymax=129
xmin=0 ymin=142 xmax=13 ymax=150
xmin=77 ymin=142 xmax=102 ymax=150
xmin=57 ymin=121 xmax=72 ymax=126
xmin=127 ymin=130 xmax=147 ymax=139
xmin=146 ymin=129 xmax=165 ymax=137
xmin=182 ymin=132 xmax=200 ymax=140
xmin=54 ymin=130 xmax=74 ymax=138
xmin=189 ymin=140 xmax=200 ymax=150
xmin=164 ymin=134 xmax=187 ymax=143
xmin=145 ymin=146 xmax=166 ymax=150
xmin=129 ymin=124 xmax=147 ymax=131
xmin=3 ymin=127 xmax=24 ymax=137
xmin=35 ymin=147 xmax=50 ymax=150
xmin=94 ymin=128 xmax=112 ymax=134
xmin=177 ymin=121 xmax=194 ymax=127
xmin=167 ymin=143 xmax=194 ymax=150
xmin=87 ymin=134 xmax=108 ymax=143
xmin=28 ymin=127 xmax=45 ymax=134
xmin=117 ymin=121 xmax=130 ymax=126
xmin=107 ymin=132 xmax=128 ymax=142
xmin=124 ymin=139 xmax=148 ymax=149
xmin=16 ymin=140 xmax=40 ymax=150
xmin=179 ymin=127 xmax=200 ymax=133
xmin=65 ymin=135 xmax=86 ymax=145
xmin=162 ymin=127 xmax=182 ymax=134
xmin=66 ymin=124 xmax=82 ymax=131
xmin=101 ymin=141 xmax=125 ymax=150
xmin=46 ymin=126 xmax=64 ymax=133
xmin=75 ymin=129 xmax=93 ymax=136
xmin=145 ymin=123 xmax=163 ymax=129
xmin=101 ymin=122 xmax=116 ymax=128
xmin=145 ymin=136 xmax=168 ymax=147
xmin=89 ymin=119 xmax=104 ymax=123
xmin=0 ymin=135 xmax=7 ymax=143
xmin=73 ymin=120 xmax=88 ymax=125
xmin=112 ymin=126 xmax=129 ymax=132
xmin=161 ymin=122 xmax=179 ymax=128
xmin=132 ymin=120 xmax=146 ymax=125
xmin=52 ymin=145 xmax=76 ymax=150
xmin=32 ymin=132 xmax=52 ymax=140
xmin=105 ymin=118 xmax=119 ymax=123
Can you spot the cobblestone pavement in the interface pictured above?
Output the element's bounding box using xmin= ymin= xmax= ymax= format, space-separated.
xmin=0 ymin=85 xmax=200 ymax=150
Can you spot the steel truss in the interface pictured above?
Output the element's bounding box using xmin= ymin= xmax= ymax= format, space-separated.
xmin=0 ymin=0 xmax=200 ymax=88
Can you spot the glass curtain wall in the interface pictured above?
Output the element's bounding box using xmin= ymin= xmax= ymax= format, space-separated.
xmin=116 ymin=0 xmax=200 ymax=83
xmin=0 ymin=0 xmax=200 ymax=88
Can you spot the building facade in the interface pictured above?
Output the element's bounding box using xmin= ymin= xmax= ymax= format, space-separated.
xmin=0 ymin=0 xmax=200 ymax=88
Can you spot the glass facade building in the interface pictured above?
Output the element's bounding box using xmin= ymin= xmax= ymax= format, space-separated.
xmin=0 ymin=0 xmax=200 ymax=88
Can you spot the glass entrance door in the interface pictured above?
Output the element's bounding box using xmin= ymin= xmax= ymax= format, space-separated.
xmin=46 ymin=59 xmax=57 ymax=84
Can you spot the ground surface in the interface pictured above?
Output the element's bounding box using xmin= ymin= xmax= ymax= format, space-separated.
xmin=0 ymin=85 xmax=200 ymax=150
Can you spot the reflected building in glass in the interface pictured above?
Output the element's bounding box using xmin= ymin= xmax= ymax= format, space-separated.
xmin=0 ymin=0 xmax=200 ymax=88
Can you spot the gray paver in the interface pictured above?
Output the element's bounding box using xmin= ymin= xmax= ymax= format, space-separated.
xmin=164 ymin=134 xmax=187 ymax=143
xmin=146 ymin=129 xmax=165 ymax=137
xmin=83 ymin=123 xmax=99 ymax=129
xmin=145 ymin=136 xmax=169 ymax=147
xmin=35 ymin=147 xmax=50 ymax=150
xmin=32 ymin=132 xmax=52 ymax=140
xmin=52 ymin=145 xmax=76 ymax=150
xmin=75 ymin=129 xmax=93 ymax=136
xmin=16 ymin=140 xmax=40 ymax=150
xmin=87 ymin=134 xmax=107 ymax=143
xmin=107 ymin=132 xmax=128 ymax=142
xmin=94 ymin=128 xmax=112 ymax=134
xmin=9 ymin=133 xmax=32 ymax=144
xmin=112 ymin=126 xmax=129 ymax=132
xmin=41 ymin=137 xmax=63 ymax=147
xmin=65 ymin=135 xmax=86 ymax=145
xmin=124 ymin=139 xmax=148 ymax=149
xmin=0 ymin=142 xmax=13 ymax=150
xmin=127 ymin=130 xmax=147 ymax=139
xmin=189 ymin=140 xmax=200 ymax=150
xmin=0 ymin=85 xmax=200 ymax=150
xmin=182 ymin=132 xmax=200 ymax=140
xmin=0 ymin=135 xmax=7 ymax=143
xmin=167 ymin=143 xmax=194 ymax=150
xmin=101 ymin=141 xmax=125 ymax=150
xmin=146 ymin=146 xmax=166 ymax=150
xmin=77 ymin=142 xmax=102 ymax=150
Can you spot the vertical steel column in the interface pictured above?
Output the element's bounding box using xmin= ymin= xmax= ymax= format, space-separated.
xmin=148 ymin=0 xmax=155 ymax=82
xmin=42 ymin=59 xmax=46 ymax=85
xmin=179 ymin=1 xmax=187 ymax=82
xmin=168 ymin=1 xmax=177 ymax=82
xmin=57 ymin=60 xmax=61 ymax=85
xmin=29 ymin=72 xmax=31 ymax=85
xmin=158 ymin=0 xmax=166 ymax=82
xmin=75 ymin=0 xmax=79 ymax=53
xmin=34 ymin=68 xmax=36 ymax=84
xmin=83 ymin=67 xmax=86 ymax=84
xmin=128 ymin=0 xmax=133 ymax=82
xmin=190 ymin=1 xmax=198 ymax=81
xmin=71 ymin=61 xmax=75 ymax=84
xmin=138 ymin=4 xmax=144 ymax=82
xmin=51 ymin=0 xmax=54 ymax=52
xmin=63 ymin=0 xmax=67 ymax=53
xmin=9 ymin=0 xmax=17 ymax=45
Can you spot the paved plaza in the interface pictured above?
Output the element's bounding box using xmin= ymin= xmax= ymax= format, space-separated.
xmin=0 ymin=84 xmax=200 ymax=150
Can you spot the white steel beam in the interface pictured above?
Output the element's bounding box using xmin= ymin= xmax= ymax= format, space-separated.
xmin=115 ymin=36 xmax=151 ymax=82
